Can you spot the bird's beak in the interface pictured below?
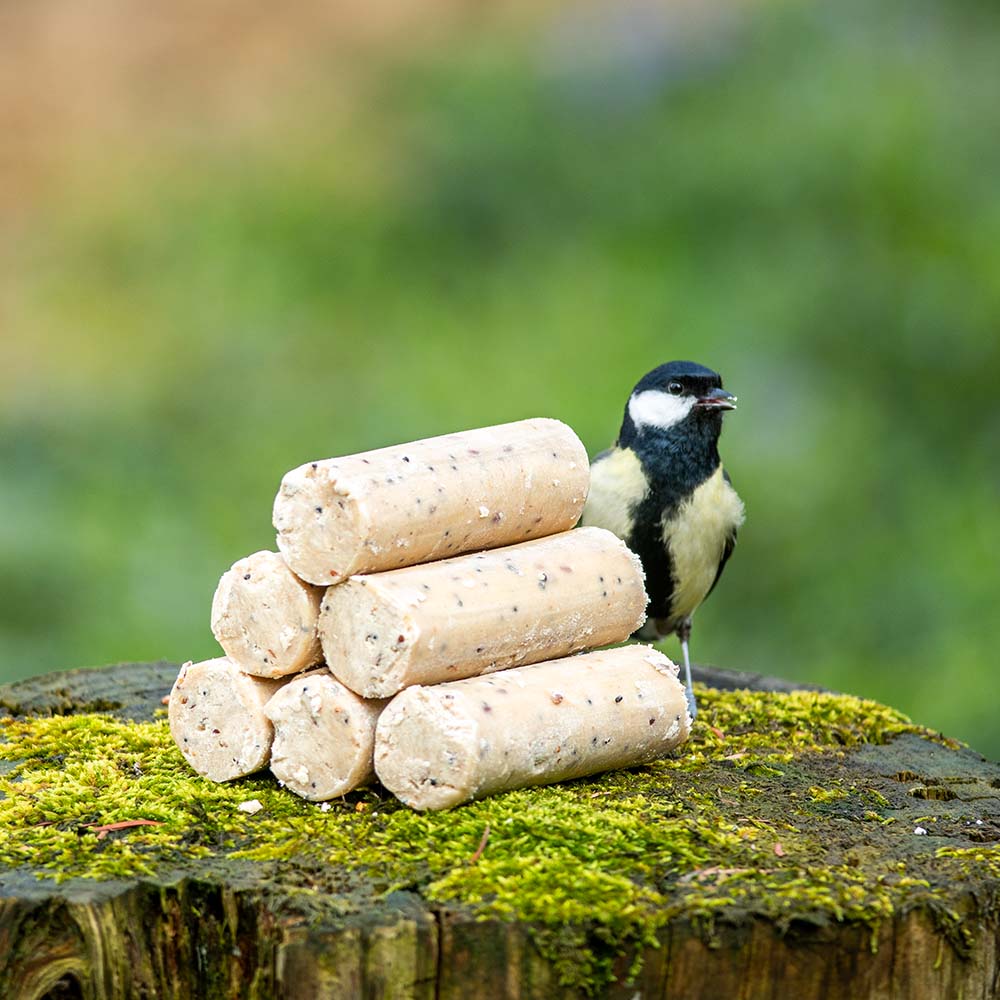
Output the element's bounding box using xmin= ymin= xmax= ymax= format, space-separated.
xmin=695 ymin=387 xmax=737 ymax=411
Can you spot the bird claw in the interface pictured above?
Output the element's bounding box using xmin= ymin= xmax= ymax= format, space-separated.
xmin=679 ymin=631 xmax=697 ymax=720
xmin=685 ymin=685 xmax=698 ymax=722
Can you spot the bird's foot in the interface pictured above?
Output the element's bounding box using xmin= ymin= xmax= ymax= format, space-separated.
xmin=635 ymin=617 xmax=698 ymax=720
xmin=684 ymin=685 xmax=698 ymax=722
xmin=680 ymin=629 xmax=697 ymax=721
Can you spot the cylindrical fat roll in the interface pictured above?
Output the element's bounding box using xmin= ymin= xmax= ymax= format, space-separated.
xmin=273 ymin=418 xmax=589 ymax=585
xmin=374 ymin=645 xmax=690 ymax=810
xmin=210 ymin=550 xmax=323 ymax=678
xmin=264 ymin=669 xmax=388 ymax=800
xmin=168 ymin=657 xmax=286 ymax=782
xmin=319 ymin=526 xmax=647 ymax=698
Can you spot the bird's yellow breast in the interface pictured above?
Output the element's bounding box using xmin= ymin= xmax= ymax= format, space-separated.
xmin=663 ymin=466 xmax=745 ymax=624
xmin=580 ymin=448 xmax=649 ymax=539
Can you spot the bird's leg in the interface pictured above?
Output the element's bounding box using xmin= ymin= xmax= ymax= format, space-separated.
xmin=676 ymin=618 xmax=697 ymax=721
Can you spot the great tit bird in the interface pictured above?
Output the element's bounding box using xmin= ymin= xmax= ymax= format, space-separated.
xmin=580 ymin=361 xmax=745 ymax=720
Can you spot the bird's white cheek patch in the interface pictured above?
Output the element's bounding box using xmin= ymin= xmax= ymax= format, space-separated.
xmin=628 ymin=390 xmax=695 ymax=431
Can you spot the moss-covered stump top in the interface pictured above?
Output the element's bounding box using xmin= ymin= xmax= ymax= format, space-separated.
xmin=1 ymin=663 xmax=999 ymax=1000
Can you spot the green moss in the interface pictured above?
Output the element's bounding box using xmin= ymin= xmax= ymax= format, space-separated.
xmin=936 ymin=845 xmax=1000 ymax=879
xmin=808 ymin=785 xmax=850 ymax=803
xmin=0 ymin=685 xmax=994 ymax=995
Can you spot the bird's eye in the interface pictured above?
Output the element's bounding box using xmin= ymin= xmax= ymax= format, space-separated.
xmin=667 ymin=381 xmax=683 ymax=395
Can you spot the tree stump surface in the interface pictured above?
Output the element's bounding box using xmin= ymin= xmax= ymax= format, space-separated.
xmin=1 ymin=661 xmax=998 ymax=1000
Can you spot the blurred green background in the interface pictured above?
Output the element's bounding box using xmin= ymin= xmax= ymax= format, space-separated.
xmin=2 ymin=0 xmax=998 ymax=756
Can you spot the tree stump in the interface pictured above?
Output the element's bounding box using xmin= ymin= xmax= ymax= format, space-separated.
xmin=1 ymin=662 xmax=998 ymax=999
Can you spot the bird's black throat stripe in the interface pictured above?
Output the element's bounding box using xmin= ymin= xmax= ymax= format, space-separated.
xmin=623 ymin=414 xmax=724 ymax=628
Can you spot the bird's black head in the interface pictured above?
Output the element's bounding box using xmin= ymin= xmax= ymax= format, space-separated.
xmin=618 ymin=361 xmax=736 ymax=450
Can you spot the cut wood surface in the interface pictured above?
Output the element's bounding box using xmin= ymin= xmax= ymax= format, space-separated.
xmin=1 ymin=661 xmax=999 ymax=1000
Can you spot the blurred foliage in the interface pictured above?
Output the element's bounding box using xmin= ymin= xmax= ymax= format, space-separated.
xmin=2 ymin=0 xmax=999 ymax=756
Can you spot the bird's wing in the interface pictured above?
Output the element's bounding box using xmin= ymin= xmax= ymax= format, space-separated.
xmin=705 ymin=468 xmax=742 ymax=599
xmin=705 ymin=525 xmax=737 ymax=600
